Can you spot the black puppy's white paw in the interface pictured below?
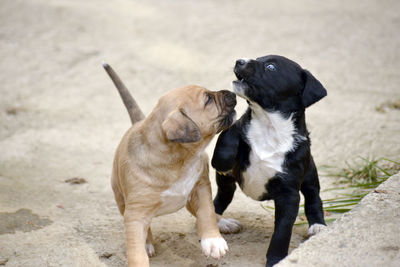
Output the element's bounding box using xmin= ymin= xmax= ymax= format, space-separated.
xmin=218 ymin=217 xmax=242 ymax=234
xmin=308 ymin=223 xmax=327 ymax=236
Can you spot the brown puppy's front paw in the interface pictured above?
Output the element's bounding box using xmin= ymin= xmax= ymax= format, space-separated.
xmin=218 ymin=218 xmax=242 ymax=234
xmin=145 ymin=243 xmax=155 ymax=257
xmin=201 ymin=237 xmax=228 ymax=259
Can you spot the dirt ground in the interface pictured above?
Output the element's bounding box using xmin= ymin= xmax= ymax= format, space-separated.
xmin=0 ymin=0 xmax=399 ymax=266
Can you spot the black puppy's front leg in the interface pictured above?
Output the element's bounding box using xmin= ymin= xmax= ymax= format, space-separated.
xmin=211 ymin=127 xmax=240 ymax=172
xmin=212 ymin=127 xmax=242 ymax=233
xmin=266 ymin=189 xmax=300 ymax=267
xmin=214 ymin=172 xmax=236 ymax=215
xmin=212 ymin=127 xmax=240 ymax=215
xmin=301 ymin=157 xmax=326 ymax=235
xmin=213 ymin=172 xmax=242 ymax=234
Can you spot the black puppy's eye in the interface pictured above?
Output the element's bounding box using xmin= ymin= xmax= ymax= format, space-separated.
xmin=205 ymin=93 xmax=214 ymax=106
xmin=266 ymin=64 xmax=276 ymax=71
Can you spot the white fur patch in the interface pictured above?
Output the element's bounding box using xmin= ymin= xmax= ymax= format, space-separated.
xmin=241 ymin=103 xmax=305 ymax=200
xmin=248 ymin=104 xmax=296 ymax=164
xmin=218 ymin=217 xmax=242 ymax=234
xmin=308 ymin=223 xmax=327 ymax=236
xmin=145 ymin=243 xmax=155 ymax=257
xmin=232 ymin=81 xmax=246 ymax=97
xmin=156 ymin=159 xmax=203 ymax=216
xmin=201 ymin=237 xmax=228 ymax=259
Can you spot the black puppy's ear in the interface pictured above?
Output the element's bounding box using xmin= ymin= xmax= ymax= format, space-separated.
xmin=302 ymin=69 xmax=327 ymax=108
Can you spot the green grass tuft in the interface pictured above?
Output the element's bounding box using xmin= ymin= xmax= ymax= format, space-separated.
xmin=324 ymin=157 xmax=400 ymax=185
xmin=316 ymin=157 xmax=399 ymax=223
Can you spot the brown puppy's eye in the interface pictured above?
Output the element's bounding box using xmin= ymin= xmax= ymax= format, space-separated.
xmin=205 ymin=93 xmax=214 ymax=106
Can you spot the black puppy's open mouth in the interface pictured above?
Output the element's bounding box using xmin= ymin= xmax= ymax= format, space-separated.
xmin=235 ymin=72 xmax=244 ymax=81
xmin=234 ymin=71 xmax=249 ymax=86
xmin=233 ymin=69 xmax=251 ymax=86
xmin=232 ymin=76 xmax=249 ymax=99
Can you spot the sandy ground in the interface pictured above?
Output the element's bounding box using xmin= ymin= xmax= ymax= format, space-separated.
xmin=0 ymin=0 xmax=399 ymax=266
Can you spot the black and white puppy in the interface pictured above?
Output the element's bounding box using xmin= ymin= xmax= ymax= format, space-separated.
xmin=212 ymin=55 xmax=327 ymax=267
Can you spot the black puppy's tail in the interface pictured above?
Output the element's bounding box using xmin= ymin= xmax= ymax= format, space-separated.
xmin=102 ymin=61 xmax=145 ymax=125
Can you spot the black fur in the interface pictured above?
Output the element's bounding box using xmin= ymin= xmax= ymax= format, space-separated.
xmin=212 ymin=55 xmax=327 ymax=267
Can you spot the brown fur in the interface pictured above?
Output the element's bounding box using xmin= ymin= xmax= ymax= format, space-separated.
xmin=110 ymin=83 xmax=235 ymax=266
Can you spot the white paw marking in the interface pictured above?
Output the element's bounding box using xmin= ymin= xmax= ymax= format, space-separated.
xmin=145 ymin=243 xmax=155 ymax=257
xmin=201 ymin=237 xmax=228 ymax=259
xmin=308 ymin=223 xmax=327 ymax=236
xmin=218 ymin=218 xmax=242 ymax=234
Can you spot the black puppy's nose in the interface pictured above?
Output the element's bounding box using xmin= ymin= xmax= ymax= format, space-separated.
xmin=236 ymin=59 xmax=246 ymax=66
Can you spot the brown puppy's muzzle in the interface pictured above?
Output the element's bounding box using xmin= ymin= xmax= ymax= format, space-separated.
xmin=216 ymin=90 xmax=237 ymax=132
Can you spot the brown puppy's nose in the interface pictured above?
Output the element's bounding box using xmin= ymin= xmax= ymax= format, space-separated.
xmin=220 ymin=90 xmax=237 ymax=108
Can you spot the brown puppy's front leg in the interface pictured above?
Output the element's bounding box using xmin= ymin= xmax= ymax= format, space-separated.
xmin=186 ymin=163 xmax=228 ymax=259
xmin=124 ymin=211 xmax=151 ymax=267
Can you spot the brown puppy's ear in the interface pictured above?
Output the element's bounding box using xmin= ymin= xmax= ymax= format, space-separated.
xmin=162 ymin=108 xmax=202 ymax=143
xmin=302 ymin=69 xmax=327 ymax=108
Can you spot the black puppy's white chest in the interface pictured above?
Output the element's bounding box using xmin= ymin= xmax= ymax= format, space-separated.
xmin=240 ymin=105 xmax=300 ymax=200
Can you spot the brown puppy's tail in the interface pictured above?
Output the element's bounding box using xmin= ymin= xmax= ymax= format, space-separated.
xmin=102 ymin=61 xmax=145 ymax=125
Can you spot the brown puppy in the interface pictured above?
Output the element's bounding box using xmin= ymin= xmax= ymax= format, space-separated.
xmin=103 ymin=63 xmax=236 ymax=267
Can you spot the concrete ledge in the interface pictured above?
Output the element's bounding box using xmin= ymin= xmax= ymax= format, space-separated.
xmin=277 ymin=172 xmax=400 ymax=267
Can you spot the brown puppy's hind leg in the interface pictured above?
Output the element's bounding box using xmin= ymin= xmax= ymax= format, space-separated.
xmin=145 ymin=227 xmax=155 ymax=257
xmin=111 ymin=172 xmax=125 ymax=215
